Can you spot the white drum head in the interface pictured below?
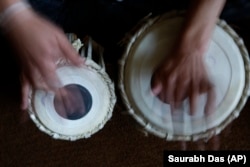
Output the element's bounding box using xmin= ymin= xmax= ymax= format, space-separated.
xmin=28 ymin=59 xmax=116 ymax=141
xmin=119 ymin=12 xmax=250 ymax=141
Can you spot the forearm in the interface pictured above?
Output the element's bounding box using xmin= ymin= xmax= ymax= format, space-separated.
xmin=0 ymin=0 xmax=20 ymax=12
xmin=0 ymin=0 xmax=32 ymax=29
xmin=180 ymin=0 xmax=226 ymax=53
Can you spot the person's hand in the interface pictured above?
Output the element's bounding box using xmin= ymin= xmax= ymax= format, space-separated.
xmin=151 ymin=44 xmax=215 ymax=115
xmin=150 ymin=0 xmax=225 ymax=115
xmin=3 ymin=8 xmax=84 ymax=110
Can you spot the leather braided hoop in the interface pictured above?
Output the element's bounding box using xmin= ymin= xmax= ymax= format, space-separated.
xmin=118 ymin=11 xmax=250 ymax=141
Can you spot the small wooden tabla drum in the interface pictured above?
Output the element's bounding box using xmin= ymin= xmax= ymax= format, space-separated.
xmin=119 ymin=11 xmax=250 ymax=141
xmin=28 ymin=34 xmax=116 ymax=141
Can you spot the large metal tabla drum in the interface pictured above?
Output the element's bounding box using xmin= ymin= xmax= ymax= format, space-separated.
xmin=28 ymin=35 xmax=116 ymax=141
xmin=119 ymin=11 xmax=250 ymax=141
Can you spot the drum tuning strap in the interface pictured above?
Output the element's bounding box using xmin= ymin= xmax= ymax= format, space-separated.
xmin=66 ymin=33 xmax=106 ymax=71
xmin=136 ymin=127 xmax=149 ymax=137
xmin=81 ymin=35 xmax=106 ymax=71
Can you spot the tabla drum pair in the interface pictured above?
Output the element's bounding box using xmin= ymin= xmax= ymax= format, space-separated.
xmin=28 ymin=34 xmax=116 ymax=141
xmin=118 ymin=11 xmax=250 ymax=141
xmin=28 ymin=11 xmax=250 ymax=142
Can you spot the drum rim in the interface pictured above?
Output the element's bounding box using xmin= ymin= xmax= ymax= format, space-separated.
xmin=27 ymin=59 xmax=117 ymax=141
xmin=118 ymin=10 xmax=250 ymax=141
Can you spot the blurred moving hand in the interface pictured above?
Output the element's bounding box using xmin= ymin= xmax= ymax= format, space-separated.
xmin=151 ymin=42 xmax=215 ymax=115
xmin=151 ymin=0 xmax=226 ymax=115
xmin=1 ymin=1 xmax=84 ymax=110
